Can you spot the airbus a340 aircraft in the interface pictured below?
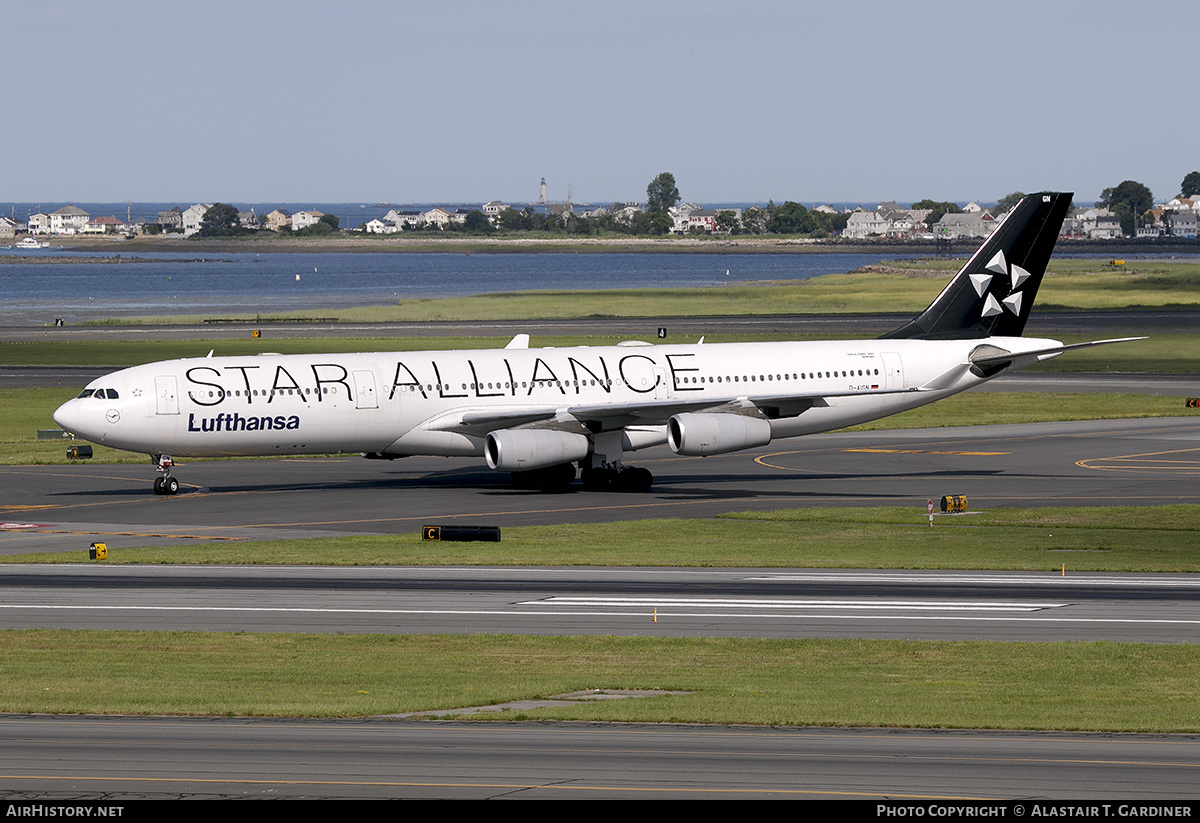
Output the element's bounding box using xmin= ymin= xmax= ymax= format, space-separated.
xmin=54 ymin=192 xmax=1137 ymax=495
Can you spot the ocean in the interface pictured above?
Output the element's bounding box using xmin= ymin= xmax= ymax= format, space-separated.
xmin=0 ymin=249 xmax=913 ymax=325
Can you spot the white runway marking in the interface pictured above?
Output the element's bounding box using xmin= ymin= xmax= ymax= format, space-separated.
xmin=525 ymin=597 xmax=1063 ymax=612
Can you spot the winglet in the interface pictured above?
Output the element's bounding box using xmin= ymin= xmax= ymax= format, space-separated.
xmin=504 ymin=334 xmax=530 ymax=350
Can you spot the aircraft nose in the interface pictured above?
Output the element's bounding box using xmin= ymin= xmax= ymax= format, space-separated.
xmin=53 ymin=399 xmax=79 ymax=433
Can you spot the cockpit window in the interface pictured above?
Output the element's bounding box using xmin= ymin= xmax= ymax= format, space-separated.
xmin=106 ymin=389 xmax=119 ymax=399
xmin=77 ymin=389 xmax=94 ymax=398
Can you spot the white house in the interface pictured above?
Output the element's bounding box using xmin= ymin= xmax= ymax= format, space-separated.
xmin=50 ymin=205 xmax=90 ymax=235
xmin=423 ymin=207 xmax=452 ymax=229
xmin=842 ymin=209 xmax=888 ymax=239
xmin=182 ymin=204 xmax=212 ymax=236
xmin=291 ymin=210 xmax=326 ymax=231
xmin=28 ymin=213 xmax=51 ymax=234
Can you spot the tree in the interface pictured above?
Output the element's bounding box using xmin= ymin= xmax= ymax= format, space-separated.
xmin=715 ymin=209 xmax=741 ymax=234
xmin=913 ymin=199 xmax=961 ymax=227
xmin=1181 ymin=172 xmax=1200 ymax=198
xmin=646 ymin=172 xmax=680 ymax=214
xmin=318 ymin=213 xmax=340 ymax=231
xmin=462 ymin=210 xmax=491 ymax=232
xmin=202 ymin=203 xmax=240 ymax=231
xmin=766 ymin=201 xmax=816 ymax=234
xmin=1098 ymin=181 xmax=1153 ymax=235
xmin=996 ymin=192 xmax=1025 ymax=213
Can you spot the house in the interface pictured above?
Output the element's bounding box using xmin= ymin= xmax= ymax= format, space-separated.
xmin=842 ymin=209 xmax=888 ymax=239
xmin=83 ymin=216 xmax=128 ymax=235
xmin=1090 ymin=216 xmax=1123 ymax=239
xmin=0 ymin=217 xmax=18 ymax=239
xmin=423 ymin=207 xmax=452 ymax=229
xmin=482 ymin=201 xmax=507 ymax=223
xmin=157 ymin=207 xmax=183 ymax=229
xmin=291 ymin=210 xmax=326 ymax=231
xmin=932 ymin=212 xmax=993 ymax=240
xmin=28 ymin=213 xmax=51 ymax=235
xmin=50 ymin=205 xmax=90 ymax=235
xmin=264 ymin=209 xmax=292 ymax=232
xmin=364 ymin=218 xmax=401 ymax=234
xmin=182 ymin=204 xmax=212 ymax=236
xmin=1166 ymin=210 xmax=1198 ymax=238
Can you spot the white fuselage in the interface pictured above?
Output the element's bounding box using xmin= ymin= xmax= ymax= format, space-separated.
xmin=53 ymin=336 xmax=1062 ymax=464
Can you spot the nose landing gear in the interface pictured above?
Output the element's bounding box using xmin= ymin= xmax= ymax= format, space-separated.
xmin=151 ymin=454 xmax=180 ymax=495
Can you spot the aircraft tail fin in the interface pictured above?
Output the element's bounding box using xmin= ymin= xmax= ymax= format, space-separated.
xmin=881 ymin=192 xmax=1073 ymax=340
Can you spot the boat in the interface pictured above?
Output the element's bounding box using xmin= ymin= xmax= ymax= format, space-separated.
xmin=15 ymin=237 xmax=48 ymax=249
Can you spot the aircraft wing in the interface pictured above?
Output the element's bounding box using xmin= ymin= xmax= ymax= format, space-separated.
xmin=430 ymin=385 xmax=919 ymax=435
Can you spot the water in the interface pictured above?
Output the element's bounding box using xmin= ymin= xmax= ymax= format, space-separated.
xmin=0 ymin=250 xmax=913 ymax=324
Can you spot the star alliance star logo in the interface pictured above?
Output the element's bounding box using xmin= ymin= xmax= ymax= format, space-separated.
xmin=973 ymin=250 xmax=1031 ymax=319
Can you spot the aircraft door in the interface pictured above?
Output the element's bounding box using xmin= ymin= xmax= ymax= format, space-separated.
xmin=653 ymin=367 xmax=671 ymax=400
xmin=880 ymin=352 xmax=904 ymax=390
xmin=154 ymin=375 xmax=179 ymax=415
xmin=352 ymin=370 xmax=378 ymax=409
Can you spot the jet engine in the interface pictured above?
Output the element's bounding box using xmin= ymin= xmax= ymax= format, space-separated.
xmin=667 ymin=413 xmax=772 ymax=456
xmin=485 ymin=429 xmax=591 ymax=472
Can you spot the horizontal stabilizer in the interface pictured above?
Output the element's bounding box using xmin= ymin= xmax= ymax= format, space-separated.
xmin=969 ymin=337 xmax=1146 ymax=368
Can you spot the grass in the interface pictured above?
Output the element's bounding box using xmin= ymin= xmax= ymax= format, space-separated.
xmin=1 ymin=631 xmax=1198 ymax=731
xmin=6 ymin=506 xmax=1200 ymax=572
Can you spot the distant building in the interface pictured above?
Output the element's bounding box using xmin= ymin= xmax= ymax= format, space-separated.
xmin=83 ymin=215 xmax=127 ymax=235
xmin=28 ymin=212 xmax=50 ymax=234
xmin=182 ymin=204 xmax=211 ymax=236
xmin=265 ymin=209 xmax=292 ymax=232
xmin=1166 ymin=210 xmax=1198 ymax=238
xmin=291 ymin=210 xmax=326 ymax=231
xmin=157 ymin=207 xmax=183 ymax=229
xmin=50 ymin=205 xmax=90 ymax=235
xmin=423 ymin=207 xmax=451 ymax=229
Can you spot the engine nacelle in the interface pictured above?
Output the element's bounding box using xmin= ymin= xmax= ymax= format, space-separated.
xmin=667 ymin=413 xmax=772 ymax=456
xmin=485 ymin=429 xmax=591 ymax=472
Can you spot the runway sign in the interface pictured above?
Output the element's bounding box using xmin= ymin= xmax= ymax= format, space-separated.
xmin=423 ymin=525 xmax=501 ymax=542
xmin=89 ymin=542 xmax=107 ymax=560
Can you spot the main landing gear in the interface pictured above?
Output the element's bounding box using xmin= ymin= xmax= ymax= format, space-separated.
xmin=580 ymin=465 xmax=653 ymax=493
xmin=509 ymin=462 xmax=655 ymax=493
xmin=151 ymin=454 xmax=180 ymax=496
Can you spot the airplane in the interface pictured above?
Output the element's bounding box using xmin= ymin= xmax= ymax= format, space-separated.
xmin=53 ymin=192 xmax=1140 ymax=496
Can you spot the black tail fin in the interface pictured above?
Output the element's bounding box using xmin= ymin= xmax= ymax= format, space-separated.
xmin=881 ymin=192 xmax=1073 ymax=340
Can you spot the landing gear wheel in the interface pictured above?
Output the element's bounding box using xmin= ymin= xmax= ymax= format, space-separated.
xmin=581 ymin=466 xmax=618 ymax=491
xmin=151 ymin=454 xmax=179 ymax=496
xmin=617 ymin=467 xmax=653 ymax=493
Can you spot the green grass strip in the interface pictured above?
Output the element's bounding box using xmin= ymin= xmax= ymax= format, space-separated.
xmin=1 ymin=631 xmax=1197 ymax=731
xmin=7 ymin=507 xmax=1200 ymax=572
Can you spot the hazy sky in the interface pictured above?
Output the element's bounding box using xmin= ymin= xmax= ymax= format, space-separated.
xmin=6 ymin=1 xmax=1196 ymax=206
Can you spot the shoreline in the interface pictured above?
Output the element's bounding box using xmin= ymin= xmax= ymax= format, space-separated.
xmin=31 ymin=233 xmax=1200 ymax=257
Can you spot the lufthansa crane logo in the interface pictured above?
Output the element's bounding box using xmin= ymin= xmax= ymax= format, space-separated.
xmin=105 ymin=409 xmax=121 ymax=424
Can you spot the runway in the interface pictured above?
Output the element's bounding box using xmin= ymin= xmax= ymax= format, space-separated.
xmin=2 ymin=565 xmax=1197 ymax=642
xmin=4 ymin=716 xmax=1199 ymax=799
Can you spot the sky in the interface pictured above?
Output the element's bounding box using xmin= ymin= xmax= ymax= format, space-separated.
xmin=5 ymin=0 xmax=1197 ymax=207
